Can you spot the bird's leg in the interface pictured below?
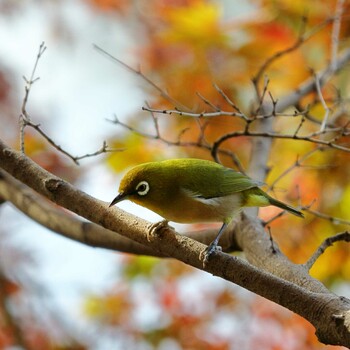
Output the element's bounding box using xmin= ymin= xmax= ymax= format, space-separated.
xmin=200 ymin=223 xmax=227 ymax=265
xmin=147 ymin=219 xmax=170 ymax=242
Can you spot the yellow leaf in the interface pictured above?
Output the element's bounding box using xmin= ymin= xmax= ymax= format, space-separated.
xmin=340 ymin=184 xmax=350 ymax=218
xmin=84 ymin=295 xmax=104 ymax=318
xmin=160 ymin=1 xmax=227 ymax=47
xmin=107 ymin=133 xmax=164 ymax=172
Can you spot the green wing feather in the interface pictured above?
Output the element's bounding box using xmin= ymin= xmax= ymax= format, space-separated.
xmin=186 ymin=168 xmax=259 ymax=198
xmin=160 ymin=159 xmax=260 ymax=198
xmin=216 ymin=167 xmax=260 ymax=195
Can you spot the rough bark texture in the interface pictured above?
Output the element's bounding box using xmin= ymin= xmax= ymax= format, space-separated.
xmin=1 ymin=139 xmax=350 ymax=347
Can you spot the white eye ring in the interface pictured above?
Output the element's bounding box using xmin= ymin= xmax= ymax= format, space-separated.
xmin=136 ymin=181 xmax=150 ymax=196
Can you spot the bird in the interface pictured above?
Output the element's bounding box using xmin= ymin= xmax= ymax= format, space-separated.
xmin=109 ymin=158 xmax=303 ymax=262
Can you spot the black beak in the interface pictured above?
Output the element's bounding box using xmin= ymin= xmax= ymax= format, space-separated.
xmin=109 ymin=192 xmax=128 ymax=207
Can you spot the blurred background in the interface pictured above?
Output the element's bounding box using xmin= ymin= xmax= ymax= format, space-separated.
xmin=0 ymin=0 xmax=349 ymax=349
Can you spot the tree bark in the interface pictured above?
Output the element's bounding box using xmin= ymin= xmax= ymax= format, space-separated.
xmin=0 ymin=139 xmax=349 ymax=347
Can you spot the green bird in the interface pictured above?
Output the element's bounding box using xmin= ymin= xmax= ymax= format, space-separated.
xmin=109 ymin=158 xmax=303 ymax=261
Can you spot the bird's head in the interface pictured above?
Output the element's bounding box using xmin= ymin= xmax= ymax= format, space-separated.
xmin=109 ymin=162 xmax=166 ymax=208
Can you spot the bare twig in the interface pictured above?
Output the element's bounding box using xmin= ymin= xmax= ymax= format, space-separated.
xmin=141 ymin=83 xmax=249 ymax=120
xmin=293 ymin=114 xmax=307 ymax=136
xmin=276 ymin=47 xmax=350 ymax=114
xmin=144 ymin=101 xmax=162 ymax=138
xmin=20 ymin=43 xmax=119 ymax=165
xmin=109 ymin=112 xmax=247 ymax=173
xmin=252 ymin=16 xmax=332 ymax=99
xmin=218 ymin=151 xmax=246 ymax=174
xmin=261 ymin=210 xmax=287 ymax=226
xmin=211 ymin=126 xmax=350 ymax=156
xmin=20 ymin=42 xmax=47 ymax=152
xmin=331 ymin=0 xmax=345 ymax=71
xmin=194 ymin=117 xmax=211 ymax=147
xmin=20 ymin=122 xmax=77 ymax=164
xmin=267 ymin=226 xmax=277 ymax=254
xmin=315 ymin=72 xmax=331 ymax=133
xmin=254 ymin=76 xmax=270 ymax=116
xmin=93 ymin=44 xmax=190 ymax=111
xmin=108 ymin=114 xmax=158 ymax=140
xmin=253 ymin=16 xmax=307 ymax=90
xmin=142 ymin=105 xmax=309 ymax=121
xmin=212 ymin=83 xmax=246 ymax=117
xmin=304 ymin=231 xmax=350 ymax=271
xmin=196 ymin=92 xmax=221 ymax=111
xmin=305 ymin=208 xmax=350 ymax=226
xmin=268 ymin=91 xmax=278 ymax=116
xmin=141 ymin=106 xmax=246 ymax=120
xmin=315 ymin=0 xmax=346 ymax=132
xmin=73 ymin=141 xmax=124 ymax=162
xmin=268 ymin=147 xmax=325 ymax=191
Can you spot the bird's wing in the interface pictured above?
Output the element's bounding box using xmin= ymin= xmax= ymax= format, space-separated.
xmin=181 ymin=167 xmax=260 ymax=199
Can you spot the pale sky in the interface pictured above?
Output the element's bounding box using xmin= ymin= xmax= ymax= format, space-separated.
xmin=2 ymin=2 xmax=347 ymax=348
xmin=0 ymin=0 xmax=148 ymax=343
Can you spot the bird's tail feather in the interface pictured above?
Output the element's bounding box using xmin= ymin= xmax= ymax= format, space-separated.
xmin=267 ymin=196 xmax=304 ymax=218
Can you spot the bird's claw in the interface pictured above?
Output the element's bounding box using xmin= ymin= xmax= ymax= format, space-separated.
xmin=200 ymin=242 xmax=222 ymax=267
xmin=147 ymin=219 xmax=170 ymax=242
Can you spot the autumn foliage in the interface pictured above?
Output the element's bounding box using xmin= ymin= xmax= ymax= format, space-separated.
xmin=0 ymin=0 xmax=350 ymax=349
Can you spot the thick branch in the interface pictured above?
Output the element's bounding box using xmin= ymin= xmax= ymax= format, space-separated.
xmin=0 ymin=167 xmax=328 ymax=293
xmin=0 ymin=139 xmax=350 ymax=346
xmin=0 ymin=169 xmax=157 ymax=256
xmin=276 ymin=47 xmax=350 ymax=112
xmin=0 ymin=169 xmax=225 ymax=256
xmin=232 ymin=214 xmax=329 ymax=293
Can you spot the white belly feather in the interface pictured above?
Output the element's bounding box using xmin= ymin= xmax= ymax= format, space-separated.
xmin=182 ymin=189 xmax=243 ymax=223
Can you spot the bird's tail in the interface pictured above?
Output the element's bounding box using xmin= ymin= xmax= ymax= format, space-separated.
xmin=267 ymin=195 xmax=304 ymax=218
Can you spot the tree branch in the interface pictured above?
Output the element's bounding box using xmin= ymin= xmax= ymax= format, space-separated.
xmin=0 ymin=166 xmax=325 ymax=292
xmin=211 ymin=126 xmax=350 ymax=157
xmin=275 ymin=47 xmax=350 ymax=112
xmin=252 ymin=16 xmax=332 ymax=98
xmin=0 ymin=168 xmax=157 ymax=256
xmin=93 ymin=44 xmax=190 ymax=111
xmin=214 ymin=47 xmax=350 ymax=180
xmin=304 ymin=231 xmax=350 ymax=271
xmin=20 ymin=43 xmax=122 ymax=165
xmin=0 ymin=139 xmax=350 ymax=346
xmin=0 ymin=168 xmax=228 ymax=256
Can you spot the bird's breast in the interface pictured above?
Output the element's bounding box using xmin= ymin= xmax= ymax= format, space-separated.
xmin=157 ymin=192 xmax=243 ymax=224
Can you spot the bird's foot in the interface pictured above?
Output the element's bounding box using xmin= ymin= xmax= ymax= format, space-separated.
xmin=199 ymin=241 xmax=222 ymax=267
xmin=147 ymin=220 xmax=170 ymax=242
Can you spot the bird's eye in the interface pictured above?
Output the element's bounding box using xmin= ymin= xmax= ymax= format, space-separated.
xmin=136 ymin=181 xmax=150 ymax=196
